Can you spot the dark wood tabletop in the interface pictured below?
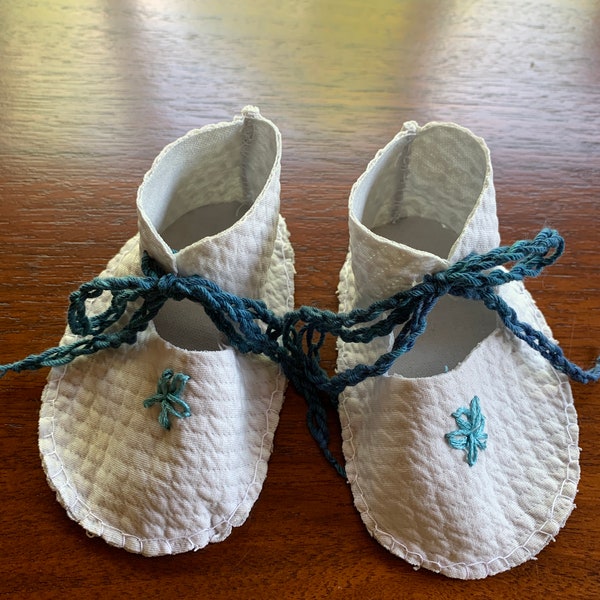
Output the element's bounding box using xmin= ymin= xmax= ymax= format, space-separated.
xmin=1 ymin=1 xmax=599 ymax=598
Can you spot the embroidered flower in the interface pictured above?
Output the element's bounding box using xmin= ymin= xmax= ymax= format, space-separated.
xmin=445 ymin=396 xmax=487 ymax=466
xmin=143 ymin=369 xmax=191 ymax=430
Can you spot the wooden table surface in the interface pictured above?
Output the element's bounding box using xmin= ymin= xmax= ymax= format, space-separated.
xmin=1 ymin=1 xmax=599 ymax=598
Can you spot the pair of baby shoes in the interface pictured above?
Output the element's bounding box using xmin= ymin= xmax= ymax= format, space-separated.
xmin=8 ymin=107 xmax=598 ymax=578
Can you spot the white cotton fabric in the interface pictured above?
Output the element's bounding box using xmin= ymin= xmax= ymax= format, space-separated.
xmin=39 ymin=107 xmax=295 ymax=556
xmin=337 ymin=122 xmax=579 ymax=579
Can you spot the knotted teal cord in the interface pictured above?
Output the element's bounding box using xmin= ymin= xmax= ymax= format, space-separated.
xmin=445 ymin=396 xmax=488 ymax=466
xmin=1 ymin=228 xmax=598 ymax=476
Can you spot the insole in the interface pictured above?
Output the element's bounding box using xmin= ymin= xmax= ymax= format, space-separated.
xmin=153 ymin=202 xmax=248 ymax=351
xmin=372 ymin=216 xmax=497 ymax=377
xmin=373 ymin=216 xmax=458 ymax=257
xmin=162 ymin=202 xmax=248 ymax=250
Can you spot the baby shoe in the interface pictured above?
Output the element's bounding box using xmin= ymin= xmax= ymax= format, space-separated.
xmin=337 ymin=121 xmax=584 ymax=578
xmin=38 ymin=106 xmax=294 ymax=556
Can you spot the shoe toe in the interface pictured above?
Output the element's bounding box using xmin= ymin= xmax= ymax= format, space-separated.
xmin=340 ymin=282 xmax=579 ymax=579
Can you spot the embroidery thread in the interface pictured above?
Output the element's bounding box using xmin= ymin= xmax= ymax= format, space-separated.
xmin=143 ymin=369 xmax=191 ymax=430
xmin=445 ymin=396 xmax=488 ymax=466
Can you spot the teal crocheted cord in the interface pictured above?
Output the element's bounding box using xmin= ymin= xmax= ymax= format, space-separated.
xmin=1 ymin=228 xmax=599 ymax=477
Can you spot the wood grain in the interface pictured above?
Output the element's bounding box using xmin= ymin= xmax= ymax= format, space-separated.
xmin=1 ymin=1 xmax=598 ymax=598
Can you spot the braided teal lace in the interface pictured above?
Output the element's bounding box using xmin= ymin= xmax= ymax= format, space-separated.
xmin=1 ymin=228 xmax=598 ymax=476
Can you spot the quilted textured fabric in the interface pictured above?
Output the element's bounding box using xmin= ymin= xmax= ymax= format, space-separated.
xmin=39 ymin=107 xmax=295 ymax=556
xmin=337 ymin=121 xmax=579 ymax=578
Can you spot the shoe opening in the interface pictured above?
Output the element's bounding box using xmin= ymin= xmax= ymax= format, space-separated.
xmin=143 ymin=116 xmax=279 ymax=351
xmin=355 ymin=124 xmax=497 ymax=377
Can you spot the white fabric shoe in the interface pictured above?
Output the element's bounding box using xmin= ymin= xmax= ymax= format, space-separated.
xmin=38 ymin=107 xmax=294 ymax=556
xmin=337 ymin=121 xmax=580 ymax=578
